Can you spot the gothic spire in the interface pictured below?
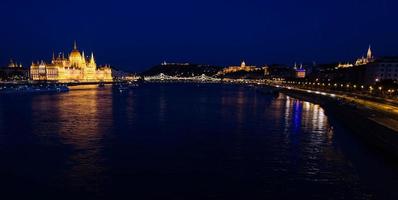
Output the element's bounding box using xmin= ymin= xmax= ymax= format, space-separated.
xmin=367 ymin=45 xmax=372 ymax=59
xmin=90 ymin=52 xmax=95 ymax=63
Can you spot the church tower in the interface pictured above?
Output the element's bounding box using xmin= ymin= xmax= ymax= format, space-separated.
xmin=367 ymin=45 xmax=373 ymax=59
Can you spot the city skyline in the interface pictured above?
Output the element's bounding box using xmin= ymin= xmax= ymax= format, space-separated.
xmin=2 ymin=1 xmax=398 ymax=198
xmin=1 ymin=0 xmax=398 ymax=71
xmin=0 ymin=41 xmax=387 ymax=70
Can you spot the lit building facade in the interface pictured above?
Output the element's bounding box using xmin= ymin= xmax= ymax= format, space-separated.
xmin=365 ymin=57 xmax=398 ymax=84
xmin=337 ymin=63 xmax=354 ymax=68
xmin=219 ymin=61 xmax=257 ymax=75
xmin=30 ymin=42 xmax=112 ymax=82
xmin=336 ymin=46 xmax=374 ymax=69
xmin=293 ymin=63 xmax=306 ymax=78
xmin=355 ymin=46 xmax=374 ymax=66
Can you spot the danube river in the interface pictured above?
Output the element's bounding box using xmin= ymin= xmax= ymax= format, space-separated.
xmin=0 ymin=84 xmax=397 ymax=199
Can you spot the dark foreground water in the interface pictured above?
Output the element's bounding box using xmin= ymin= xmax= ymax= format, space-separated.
xmin=0 ymin=83 xmax=397 ymax=199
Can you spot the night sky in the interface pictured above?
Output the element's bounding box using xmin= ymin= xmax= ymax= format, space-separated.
xmin=1 ymin=0 xmax=398 ymax=72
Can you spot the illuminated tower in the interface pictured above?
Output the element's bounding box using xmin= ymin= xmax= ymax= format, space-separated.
xmin=90 ymin=53 xmax=96 ymax=66
xmin=367 ymin=45 xmax=373 ymax=59
xmin=82 ymin=51 xmax=86 ymax=63
xmin=84 ymin=52 xmax=97 ymax=80
xmin=69 ymin=41 xmax=83 ymax=67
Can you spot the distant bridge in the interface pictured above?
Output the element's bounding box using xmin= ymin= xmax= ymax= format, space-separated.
xmin=144 ymin=73 xmax=221 ymax=82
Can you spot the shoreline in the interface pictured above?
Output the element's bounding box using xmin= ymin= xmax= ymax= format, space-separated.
xmin=281 ymin=88 xmax=398 ymax=159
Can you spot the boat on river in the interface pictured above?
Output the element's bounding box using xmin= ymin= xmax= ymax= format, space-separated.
xmin=98 ymin=82 xmax=106 ymax=88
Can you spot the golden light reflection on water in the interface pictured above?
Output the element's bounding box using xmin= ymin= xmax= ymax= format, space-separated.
xmin=278 ymin=94 xmax=338 ymax=178
xmin=281 ymin=95 xmax=331 ymax=137
xmin=30 ymin=88 xmax=114 ymax=193
xmin=58 ymin=89 xmax=113 ymax=192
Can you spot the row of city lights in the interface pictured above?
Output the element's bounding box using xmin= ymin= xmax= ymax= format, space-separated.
xmin=283 ymin=81 xmax=395 ymax=93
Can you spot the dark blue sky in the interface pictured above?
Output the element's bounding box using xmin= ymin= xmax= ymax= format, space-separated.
xmin=1 ymin=0 xmax=398 ymax=72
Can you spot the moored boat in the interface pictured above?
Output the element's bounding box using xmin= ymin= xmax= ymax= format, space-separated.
xmin=98 ymin=82 xmax=105 ymax=88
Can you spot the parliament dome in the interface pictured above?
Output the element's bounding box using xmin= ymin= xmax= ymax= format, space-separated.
xmin=69 ymin=41 xmax=84 ymax=66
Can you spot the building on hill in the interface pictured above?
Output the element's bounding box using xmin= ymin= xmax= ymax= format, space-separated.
xmin=161 ymin=61 xmax=190 ymax=66
xmin=337 ymin=63 xmax=354 ymax=68
xmin=30 ymin=42 xmax=112 ymax=82
xmin=336 ymin=45 xmax=375 ymax=69
xmin=355 ymin=45 xmax=375 ymax=66
xmin=219 ymin=61 xmax=256 ymax=75
xmin=216 ymin=61 xmax=269 ymax=79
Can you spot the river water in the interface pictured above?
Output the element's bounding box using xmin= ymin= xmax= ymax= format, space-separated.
xmin=0 ymin=83 xmax=397 ymax=199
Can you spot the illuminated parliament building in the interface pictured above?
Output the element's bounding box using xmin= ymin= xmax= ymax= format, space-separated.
xmin=30 ymin=42 xmax=112 ymax=82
